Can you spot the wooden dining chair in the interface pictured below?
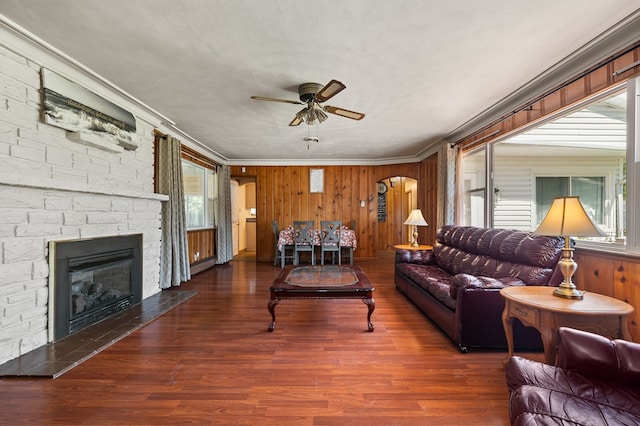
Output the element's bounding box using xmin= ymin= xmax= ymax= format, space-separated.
xmin=293 ymin=220 xmax=315 ymax=265
xmin=320 ymin=221 xmax=342 ymax=265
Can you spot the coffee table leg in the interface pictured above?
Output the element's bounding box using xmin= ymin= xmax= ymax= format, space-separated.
xmin=363 ymin=297 xmax=375 ymax=332
xmin=268 ymin=298 xmax=279 ymax=332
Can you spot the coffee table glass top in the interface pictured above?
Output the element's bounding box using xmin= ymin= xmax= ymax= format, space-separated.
xmin=285 ymin=265 xmax=359 ymax=287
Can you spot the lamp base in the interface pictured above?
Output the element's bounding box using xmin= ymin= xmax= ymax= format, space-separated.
xmin=410 ymin=230 xmax=419 ymax=247
xmin=552 ymin=243 xmax=584 ymax=299
xmin=553 ymin=285 xmax=584 ymax=300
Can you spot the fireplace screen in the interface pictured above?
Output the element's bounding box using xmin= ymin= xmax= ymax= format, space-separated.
xmin=68 ymin=251 xmax=134 ymax=332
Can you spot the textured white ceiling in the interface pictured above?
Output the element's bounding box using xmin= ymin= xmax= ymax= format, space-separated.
xmin=1 ymin=1 xmax=639 ymax=164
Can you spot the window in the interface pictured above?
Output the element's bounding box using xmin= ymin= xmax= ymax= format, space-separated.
xmin=461 ymin=80 xmax=634 ymax=248
xmin=460 ymin=147 xmax=486 ymax=227
xmin=182 ymin=160 xmax=217 ymax=230
xmin=535 ymin=176 xmax=604 ymax=224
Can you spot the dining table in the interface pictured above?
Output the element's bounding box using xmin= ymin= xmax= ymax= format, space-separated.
xmin=277 ymin=225 xmax=357 ymax=267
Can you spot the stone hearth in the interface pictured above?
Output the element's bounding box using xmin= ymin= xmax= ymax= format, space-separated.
xmin=0 ymin=289 xmax=196 ymax=378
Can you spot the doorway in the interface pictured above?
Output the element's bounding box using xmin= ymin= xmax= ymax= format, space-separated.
xmin=376 ymin=176 xmax=418 ymax=251
xmin=231 ymin=177 xmax=257 ymax=260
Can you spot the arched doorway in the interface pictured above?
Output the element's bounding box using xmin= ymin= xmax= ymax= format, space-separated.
xmin=376 ymin=176 xmax=418 ymax=252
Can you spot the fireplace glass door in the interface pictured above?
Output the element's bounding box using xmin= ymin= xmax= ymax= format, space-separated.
xmin=69 ymin=256 xmax=134 ymax=325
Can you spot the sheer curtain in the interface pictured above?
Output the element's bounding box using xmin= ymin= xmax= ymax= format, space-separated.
xmin=157 ymin=135 xmax=191 ymax=288
xmin=216 ymin=165 xmax=233 ymax=264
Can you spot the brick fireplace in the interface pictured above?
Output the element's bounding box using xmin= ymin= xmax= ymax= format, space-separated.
xmin=0 ymin=183 xmax=164 ymax=367
xmin=0 ymin=15 xmax=169 ymax=367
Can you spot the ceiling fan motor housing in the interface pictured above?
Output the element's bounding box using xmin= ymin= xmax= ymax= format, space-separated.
xmin=298 ymin=82 xmax=323 ymax=103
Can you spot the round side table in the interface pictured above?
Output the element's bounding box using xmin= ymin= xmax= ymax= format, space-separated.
xmin=500 ymin=285 xmax=634 ymax=365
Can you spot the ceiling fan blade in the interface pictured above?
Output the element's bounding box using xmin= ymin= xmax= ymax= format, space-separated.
xmin=289 ymin=107 xmax=306 ymax=126
xmin=289 ymin=115 xmax=302 ymax=126
xmin=251 ymin=96 xmax=304 ymax=105
xmin=289 ymin=115 xmax=303 ymax=126
xmin=315 ymin=79 xmax=346 ymax=102
xmin=324 ymin=105 xmax=365 ymax=121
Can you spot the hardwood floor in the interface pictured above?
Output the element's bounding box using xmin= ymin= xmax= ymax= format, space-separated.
xmin=0 ymin=256 xmax=534 ymax=425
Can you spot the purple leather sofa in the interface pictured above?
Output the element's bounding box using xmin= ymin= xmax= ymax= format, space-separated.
xmin=395 ymin=225 xmax=565 ymax=352
xmin=506 ymin=327 xmax=640 ymax=425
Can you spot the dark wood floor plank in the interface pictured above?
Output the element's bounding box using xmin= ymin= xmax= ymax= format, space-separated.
xmin=0 ymin=255 xmax=535 ymax=425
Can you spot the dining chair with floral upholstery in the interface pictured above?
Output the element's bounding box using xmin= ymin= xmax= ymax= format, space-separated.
xmin=273 ymin=220 xmax=294 ymax=267
xmin=293 ymin=220 xmax=315 ymax=265
xmin=320 ymin=221 xmax=342 ymax=265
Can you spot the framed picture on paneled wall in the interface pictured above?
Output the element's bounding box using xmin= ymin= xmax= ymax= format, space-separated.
xmin=310 ymin=169 xmax=324 ymax=193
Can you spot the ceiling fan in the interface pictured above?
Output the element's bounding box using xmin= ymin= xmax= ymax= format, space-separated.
xmin=250 ymin=79 xmax=365 ymax=126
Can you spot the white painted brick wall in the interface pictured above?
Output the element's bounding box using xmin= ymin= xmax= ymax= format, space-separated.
xmin=0 ymin=33 xmax=166 ymax=366
xmin=0 ymin=183 xmax=163 ymax=364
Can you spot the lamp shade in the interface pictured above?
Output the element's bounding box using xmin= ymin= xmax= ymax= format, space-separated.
xmin=534 ymin=196 xmax=606 ymax=237
xmin=404 ymin=209 xmax=428 ymax=226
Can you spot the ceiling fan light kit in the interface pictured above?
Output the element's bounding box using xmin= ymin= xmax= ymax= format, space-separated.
xmin=294 ymin=104 xmax=328 ymax=125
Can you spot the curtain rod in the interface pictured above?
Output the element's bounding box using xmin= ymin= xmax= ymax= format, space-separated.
xmin=613 ymin=58 xmax=640 ymax=76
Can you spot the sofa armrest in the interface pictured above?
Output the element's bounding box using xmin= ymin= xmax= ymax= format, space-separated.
xmin=557 ymin=327 xmax=640 ymax=386
xmin=395 ymin=248 xmax=434 ymax=265
xmin=450 ymin=274 xmax=525 ymax=298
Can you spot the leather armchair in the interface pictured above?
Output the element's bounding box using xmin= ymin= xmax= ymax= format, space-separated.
xmin=505 ymin=327 xmax=640 ymax=425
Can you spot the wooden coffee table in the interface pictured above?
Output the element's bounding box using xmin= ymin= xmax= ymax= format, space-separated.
xmin=268 ymin=265 xmax=375 ymax=332
xmin=500 ymin=286 xmax=634 ymax=365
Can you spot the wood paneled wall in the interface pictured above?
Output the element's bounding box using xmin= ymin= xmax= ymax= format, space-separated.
xmin=419 ymin=153 xmax=439 ymax=246
xmin=187 ymin=229 xmax=216 ymax=264
xmin=231 ymin=155 xmax=438 ymax=263
xmin=574 ymin=249 xmax=640 ymax=342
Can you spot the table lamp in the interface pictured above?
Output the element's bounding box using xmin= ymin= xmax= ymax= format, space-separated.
xmin=404 ymin=209 xmax=428 ymax=247
xmin=534 ymin=196 xmax=606 ymax=299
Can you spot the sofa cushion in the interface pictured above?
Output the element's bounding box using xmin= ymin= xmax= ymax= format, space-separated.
xmin=434 ymin=225 xmax=565 ymax=284
xmin=395 ymin=248 xmax=434 ymax=265
xmin=396 ymin=263 xmax=456 ymax=310
xmin=450 ymin=274 xmax=525 ymax=299
xmin=512 ymin=233 xmax=567 ymax=267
